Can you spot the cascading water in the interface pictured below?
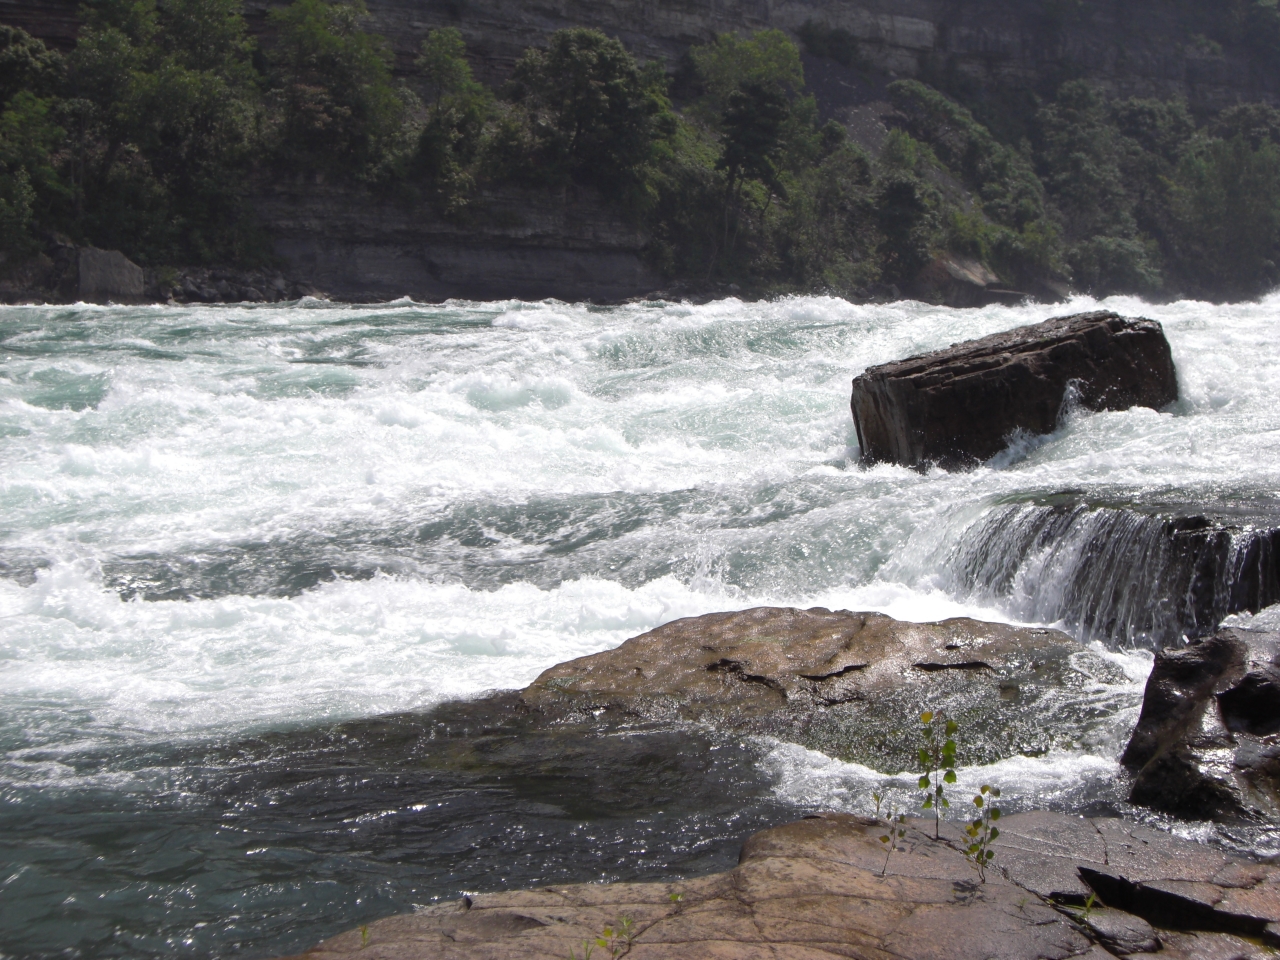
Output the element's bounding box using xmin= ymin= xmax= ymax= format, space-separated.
xmin=3 ymin=293 xmax=1280 ymax=959
xmin=941 ymin=498 xmax=1280 ymax=648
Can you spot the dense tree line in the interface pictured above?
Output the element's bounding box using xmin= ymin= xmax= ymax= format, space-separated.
xmin=2 ymin=0 xmax=1280 ymax=301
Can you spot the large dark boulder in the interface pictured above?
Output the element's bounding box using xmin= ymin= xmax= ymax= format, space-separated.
xmin=1122 ymin=618 xmax=1280 ymax=821
xmin=850 ymin=311 xmax=1179 ymax=469
xmin=522 ymin=605 xmax=1130 ymax=772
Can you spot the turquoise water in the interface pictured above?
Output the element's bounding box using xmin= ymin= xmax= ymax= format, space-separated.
xmin=2 ymin=293 xmax=1279 ymax=957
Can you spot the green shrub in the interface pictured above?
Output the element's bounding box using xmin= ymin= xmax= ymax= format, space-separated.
xmin=268 ymin=0 xmax=406 ymax=179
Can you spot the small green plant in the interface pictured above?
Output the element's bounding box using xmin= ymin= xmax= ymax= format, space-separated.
xmin=963 ymin=783 xmax=1001 ymax=881
xmin=359 ymin=925 xmax=370 ymax=948
xmin=878 ymin=806 xmax=908 ymax=876
xmin=668 ymin=892 xmax=683 ymax=903
xmin=872 ymin=791 xmax=883 ymax=817
xmin=917 ymin=710 xmax=958 ymax=839
xmin=570 ymin=916 xmax=636 ymax=959
xmin=1076 ymin=890 xmax=1098 ymax=922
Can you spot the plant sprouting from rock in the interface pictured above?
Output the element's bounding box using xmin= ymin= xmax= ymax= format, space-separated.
xmin=878 ymin=804 xmax=907 ymax=876
xmin=964 ymin=783 xmax=1001 ymax=881
xmin=917 ymin=710 xmax=957 ymax=839
xmin=570 ymin=916 xmax=636 ymax=959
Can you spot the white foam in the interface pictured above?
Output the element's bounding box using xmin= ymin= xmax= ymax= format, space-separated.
xmin=0 ymin=294 xmax=1276 ymax=759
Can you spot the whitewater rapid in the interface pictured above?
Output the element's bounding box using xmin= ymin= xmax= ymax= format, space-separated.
xmin=3 ymin=294 xmax=1277 ymax=749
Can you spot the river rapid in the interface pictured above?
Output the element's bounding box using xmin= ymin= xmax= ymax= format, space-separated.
xmin=2 ymin=294 xmax=1279 ymax=958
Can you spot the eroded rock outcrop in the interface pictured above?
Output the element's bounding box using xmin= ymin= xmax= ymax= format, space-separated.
xmin=292 ymin=811 xmax=1280 ymax=960
xmin=522 ymin=605 xmax=1128 ymax=772
xmin=850 ymin=311 xmax=1179 ymax=469
xmin=1122 ymin=619 xmax=1280 ymax=822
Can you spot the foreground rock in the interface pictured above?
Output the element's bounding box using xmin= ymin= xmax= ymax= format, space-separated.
xmin=523 ymin=606 xmax=1128 ymax=771
xmin=850 ymin=311 xmax=1179 ymax=469
xmin=292 ymin=811 xmax=1280 ymax=959
xmin=1123 ymin=618 xmax=1280 ymax=821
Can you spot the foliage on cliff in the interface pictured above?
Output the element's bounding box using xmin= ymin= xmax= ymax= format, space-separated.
xmin=5 ymin=1 xmax=1280 ymax=301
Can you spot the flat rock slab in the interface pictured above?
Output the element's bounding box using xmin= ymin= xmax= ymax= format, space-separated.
xmin=522 ymin=606 xmax=1128 ymax=771
xmin=290 ymin=812 xmax=1280 ymax=960
xmin=849 ymin=311 xmax=1178 ymax=469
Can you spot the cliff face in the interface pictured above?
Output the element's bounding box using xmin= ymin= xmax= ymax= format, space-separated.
xmin=15 ymin=1 xmax=1277 ymax=110
xmin=6 ymin=0 xmax=1279 ymax=303
xmin=256 ymin=182 xmax=661 ymax=302
xmin=239 ymin=0 xmax=1278 ymax=110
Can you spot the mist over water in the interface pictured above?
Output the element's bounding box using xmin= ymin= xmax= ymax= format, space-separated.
xmin=3 ymin=293 xmax=1280 ymax=957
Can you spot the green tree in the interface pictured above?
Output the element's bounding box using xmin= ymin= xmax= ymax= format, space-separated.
xmin=411 ymin=27 xmax=492 ymax=213
xmin=1170 ymin=134 xmax=1280 ymax=299
xmin=268 ymin=0 xmax=406 ymax=178
xmin=1035 ymin=81 xmax=1163 ymax=295
xmin=688 ymin=29 xmax=803 ymax=119
xmin=61 ymin=0 xmax=264 ymax=262
xmin=504 ymin=28 xmax=673 ymax=196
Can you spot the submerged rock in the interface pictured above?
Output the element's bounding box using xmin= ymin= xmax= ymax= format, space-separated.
xmin=292 ymin=811 xmax=1280 ymax=959
xmin=849 ymin=310 xmax=1179 ymax=469
xmin=522 ymin=606 xmax=1127 ymax=772
xmin=1122 ymin=618 xmax=1280 ymax=821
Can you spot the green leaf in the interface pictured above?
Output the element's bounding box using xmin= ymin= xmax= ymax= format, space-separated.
xmin=943 ymin=770 xmax=957 ymax=783
xmin=918 ymin=774 xmax=930 ymax=788
xmin=991 ymin=787 xmax=1001 ymax=798
xmin=880 ymin=834 xmax=890 ymax=843
xmin=973 ymin=795 xmax=983 ymax=808
xmin=945 ymin=719 xmax=958 ymax=735
xmin=989 ymin=827 xmax=999 ymax=840
xmin=990 ymin=809 xmax=1001 ymax=821
xmin=940 ymin=797 xmax=949 ymax=808
xmin=920 ymin=711 xmax=933 ymax=723
xmin=918 ymin=748 xmax=930 ymax=766
xmin=922 ymin=797 xmax=933 ymax=808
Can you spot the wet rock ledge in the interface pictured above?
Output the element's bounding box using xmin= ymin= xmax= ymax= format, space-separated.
xmin=293 ymin=810 xmax=1280 ymax=959
xmin=1124 ymin=618 xmax=1280 ymax=822
xmin=850 ymin=311 xmax=1179 ymax=470
xmin=523 ymin=606 xmax=1126 ymax=772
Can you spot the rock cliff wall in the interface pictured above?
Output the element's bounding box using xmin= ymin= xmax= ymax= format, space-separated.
xmin=255 ymin=182 xmax=661 ymax=302
xmin=237 ymin=0 xmax=1277 ymax=109
xmin=6 ymin=0 xmax=1278 ymax=302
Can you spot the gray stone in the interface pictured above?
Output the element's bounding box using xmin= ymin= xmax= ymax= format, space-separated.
xmin=1123 ymin=624 xmax=1280 ymax=821
xmin=77 ymin=247 xmax=144 ymax=303
xmin=849 ymin=311 xmax=1179 ymax=469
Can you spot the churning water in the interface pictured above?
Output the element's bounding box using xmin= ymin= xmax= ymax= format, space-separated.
xmin=2 ymin=293 xmax=1279 ymax=958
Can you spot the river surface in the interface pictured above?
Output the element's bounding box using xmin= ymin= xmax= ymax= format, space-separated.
xmin=2 ymin=294 xmax=1279 ymax=958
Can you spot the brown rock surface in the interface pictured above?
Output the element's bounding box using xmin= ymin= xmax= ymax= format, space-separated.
xmin=291 ymin=812 xmax=1280 ymax=960
xmin=849 ymin=311 xmax=1179 ymax=469
xmin=1122 ymin=622 xmax=1280 ymax=822
xmin=522 ymin=605 xmax=1128 ymax=771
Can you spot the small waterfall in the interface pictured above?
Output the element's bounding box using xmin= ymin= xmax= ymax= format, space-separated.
xmin=946 ymin=500 xmax=1280 ymax=648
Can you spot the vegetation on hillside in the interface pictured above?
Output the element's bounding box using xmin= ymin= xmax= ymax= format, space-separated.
xmin=3 ymin=0 xmax=1280 ymax=301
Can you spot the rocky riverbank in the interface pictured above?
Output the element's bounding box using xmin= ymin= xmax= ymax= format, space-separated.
xmin=293 ymin=810 xmax=1280 ymax=959
xmin=284 ymin=603 xmax=1280 ymax=957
